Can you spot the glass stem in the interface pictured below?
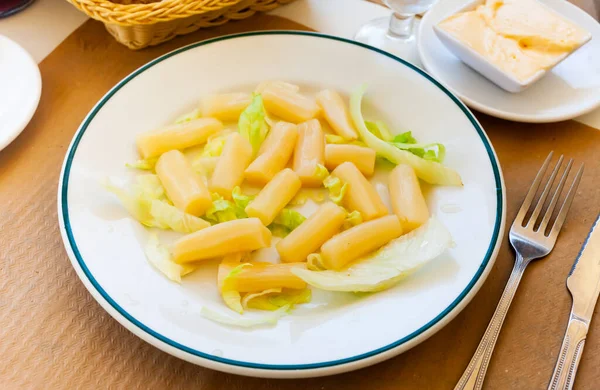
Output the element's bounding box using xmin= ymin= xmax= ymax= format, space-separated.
xmin=388 ymin=13 xmax=415 ymax=39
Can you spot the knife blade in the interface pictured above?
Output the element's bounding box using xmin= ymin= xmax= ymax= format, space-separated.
xmin=548 ymin=214 xmax=600 ymax=390
xmin=567 ymin=214 xmax=600 ymax=322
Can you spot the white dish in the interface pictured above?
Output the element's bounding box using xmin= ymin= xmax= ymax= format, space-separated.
xmin=433 ymin=0 xmax=591 ymax=93
xmin=58 ymin=31 xmax=505 ymax=378
xmin=0 ymin=35 xmax=41 ymax=151
xmin=419 ymin=0 xmax=600 ymax=123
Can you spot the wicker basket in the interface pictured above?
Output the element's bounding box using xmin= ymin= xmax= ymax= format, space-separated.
xmin=67 ymin=0 xmax=296 ymax=50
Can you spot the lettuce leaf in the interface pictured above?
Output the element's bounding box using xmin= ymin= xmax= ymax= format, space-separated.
xmin=269 ymin=209 xmax=306 ymax=237
xmin=200 ymin=305 xmax=290 ymax=328
xmin=217 ymin=255 xmax=249 ymax=314
xmin=126 ymin=157 xmax=158 ymax=171
xmin=292 ymin=218 xmax=452 ymax=292
xmin=325 ymin=134 xmax=347 ymax=144
xmin=307 ymin=253 xmax=327 ymax=271
xmin=204 ymin=189 xmax=252 ymax=224
xmin=106 ymin=177 xmax=210 ymax=233
xmin=289 ymin=189 xmax=326 ymax=206
xmin=134 ymin=174 xmax=168 ymax=202
xmin=245 ymin=289 xmax=312 ymax=311
xmin=350 ymin=84 xmax=462 ymax=186
xmin=201 ymin=132 xmax=230 ymax=157
xmin=365 ymin=120 xmax=393 ymax=141
xmin=314 ymin=164 xmax=329 ymax=183
xmin=105 ymin=178 xmax=163 ymax=228
xmin=174 ymin=109 xmax=201 ymax=124
xmin=343 ymin=210 xmax=363 ymax=230
xmin=239 ymin=94 xmax=269 ymax=156
xmin=392 ymin=131 xmax=418 ymax=144
xmin=149 ymin=200 xmax=210 ymax=233
xmin=323 ymin=176 xmax=348 ymax=205
xmin=232 ymin=186 xmax=254 ymax=209
xmin=325 ymin=133 xmax=367 ymax=147
xmin=192 ymin=156 xmax=219 ymax=177
xmin=144 ymin=233 xmax=196 ymax=283
xmin=241 ymin=288 xmax=282 ymax=309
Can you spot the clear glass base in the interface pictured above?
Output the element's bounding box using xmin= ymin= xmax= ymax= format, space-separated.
xmin=354 ymin=16 xmax=423 ymax=68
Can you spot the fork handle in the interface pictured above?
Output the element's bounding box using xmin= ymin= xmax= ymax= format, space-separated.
xmin=547 ymin=312 xmax=588 ymax=390
xmin=455 ymin=255 xmax=528 ymax=390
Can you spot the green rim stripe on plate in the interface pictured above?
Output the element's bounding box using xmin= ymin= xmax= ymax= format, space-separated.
xmin=60 ymin=31 xmax=504 ymax=370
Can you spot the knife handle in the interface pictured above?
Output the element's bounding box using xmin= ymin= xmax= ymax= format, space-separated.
xmin=548 ymin=312 xmax=589 ymax=390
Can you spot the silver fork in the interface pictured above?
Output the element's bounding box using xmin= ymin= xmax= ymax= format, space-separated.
xmin=455 ymin=152 xmax=584 ymax=390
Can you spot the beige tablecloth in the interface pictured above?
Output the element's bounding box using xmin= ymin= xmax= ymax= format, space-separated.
xmin=1 ymin=10 xmax=600 ymax=390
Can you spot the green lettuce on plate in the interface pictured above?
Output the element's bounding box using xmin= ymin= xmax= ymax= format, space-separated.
xmin=350 ymin=84 xmax=462 ymax=186
xmin=292 ymin=218 xmax=452 ymax=292
xmin=238 ymin=94 xmax=269 ymax=156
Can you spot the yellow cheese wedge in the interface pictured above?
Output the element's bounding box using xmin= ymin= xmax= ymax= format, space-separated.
xmin=276 ymin=202 xmax=346 ymax=263
xmin=136 ymin=118 xmax=223 ymax=159
xmin=325 ymin=144 xmax=376 ymax=176
xmin=316 ymin=89 xmax=358 ymax=140
xmin=331 ymin=162 xmax=387 ymax=221
xmin=155 ymin=150 xmax=212 ymax=216
xmin=173 ymin=218 xmax=271 ymax=264
xmin=210 ymin=132 xmax=253 ymax=198
xmin=245 ymin=168 xmax=302 ymax=226
xmin=293 ymin=119 xmax=325 ymax=187
xmin=245 ymin=122 xmax=298 ymax=185
xmin=320 ymin=215 xmax=404 ymax=270
xmin=389 ymin=164 xmax=429 ymax=232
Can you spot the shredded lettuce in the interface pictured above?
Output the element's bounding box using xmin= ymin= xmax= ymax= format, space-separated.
xmin=350 ymin=84 xmax=462 ymax=186
xmin=105 ymin=176 xmax=166 ymax=228
xmin=307 ymin=253 xmax=326 ymax=271
xmin=106 ymin=177 xmax=212 ymax=233
xmin=126 ymin=157 xmax=158 ymax=171
xmin=144 ymin=233 xmax=196 ymax=283
xmin=289 ymin=189 xmax=326 ymax=206
xmin=325 ymin=134 xmax=347 ymax=144
xmin=323 ymin=176 xmax=348 ymax=205
xmin=232 ymin=186 xmax=254 ymax=209
xmin=365 ymin=120 xmax=393 ymax=141
xmin=292 ymin=218 xmax=452 ymax=292
xmin=201 ymin=132 xmax=230 ymax=157
xmin=192 ymin=156 xmax=219 ymax=177
xmin=343 ymin=210 xmax=363 ymax=230
xmin=135 ymin=174 xmax=168 ymax=202
xmin=269 ymin=209 xmax=306 ymax=237
xmin=241 ymin=288 xmax=282 ymax=309
xmin=174 ymin=109 xmax=201 ymax=124
xmin=204 ymin=190 xmax=251 ymax=224
xmin=324 ymin=133 xmax=367 ymax=146
xmin=217 ymin=256 xmax=248 ymax=313
xmin=200 ymin=305 xmax=290 ymax=328
xmin=149 ymin=200 xmax=210 ymax=233
xmin=392 ymin=131 xmax=418 ymax=144
xmin=239 ymin=94 xmax=269 ymax=156
xmin=314 ymin=164 xmax=329 ymax=182
xmin=364 ymin=108 xmax=445 ymax=163
xmin=245 ymin=289 xmax=312 ymax=311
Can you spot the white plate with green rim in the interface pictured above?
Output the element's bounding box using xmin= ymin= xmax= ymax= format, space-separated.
xmin=58 ymin=31 xmax=506 ymax=378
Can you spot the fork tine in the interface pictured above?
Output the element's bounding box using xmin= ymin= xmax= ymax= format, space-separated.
xmin=514 ymin=152 xmax=553 ymax=226
xmin=538 ymin=159 xmax=573 ymax=233
xmin=547 ymin=163 xmax=584 ymax=241
xmin=527 ymin=155 xmax=563 ymax=228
